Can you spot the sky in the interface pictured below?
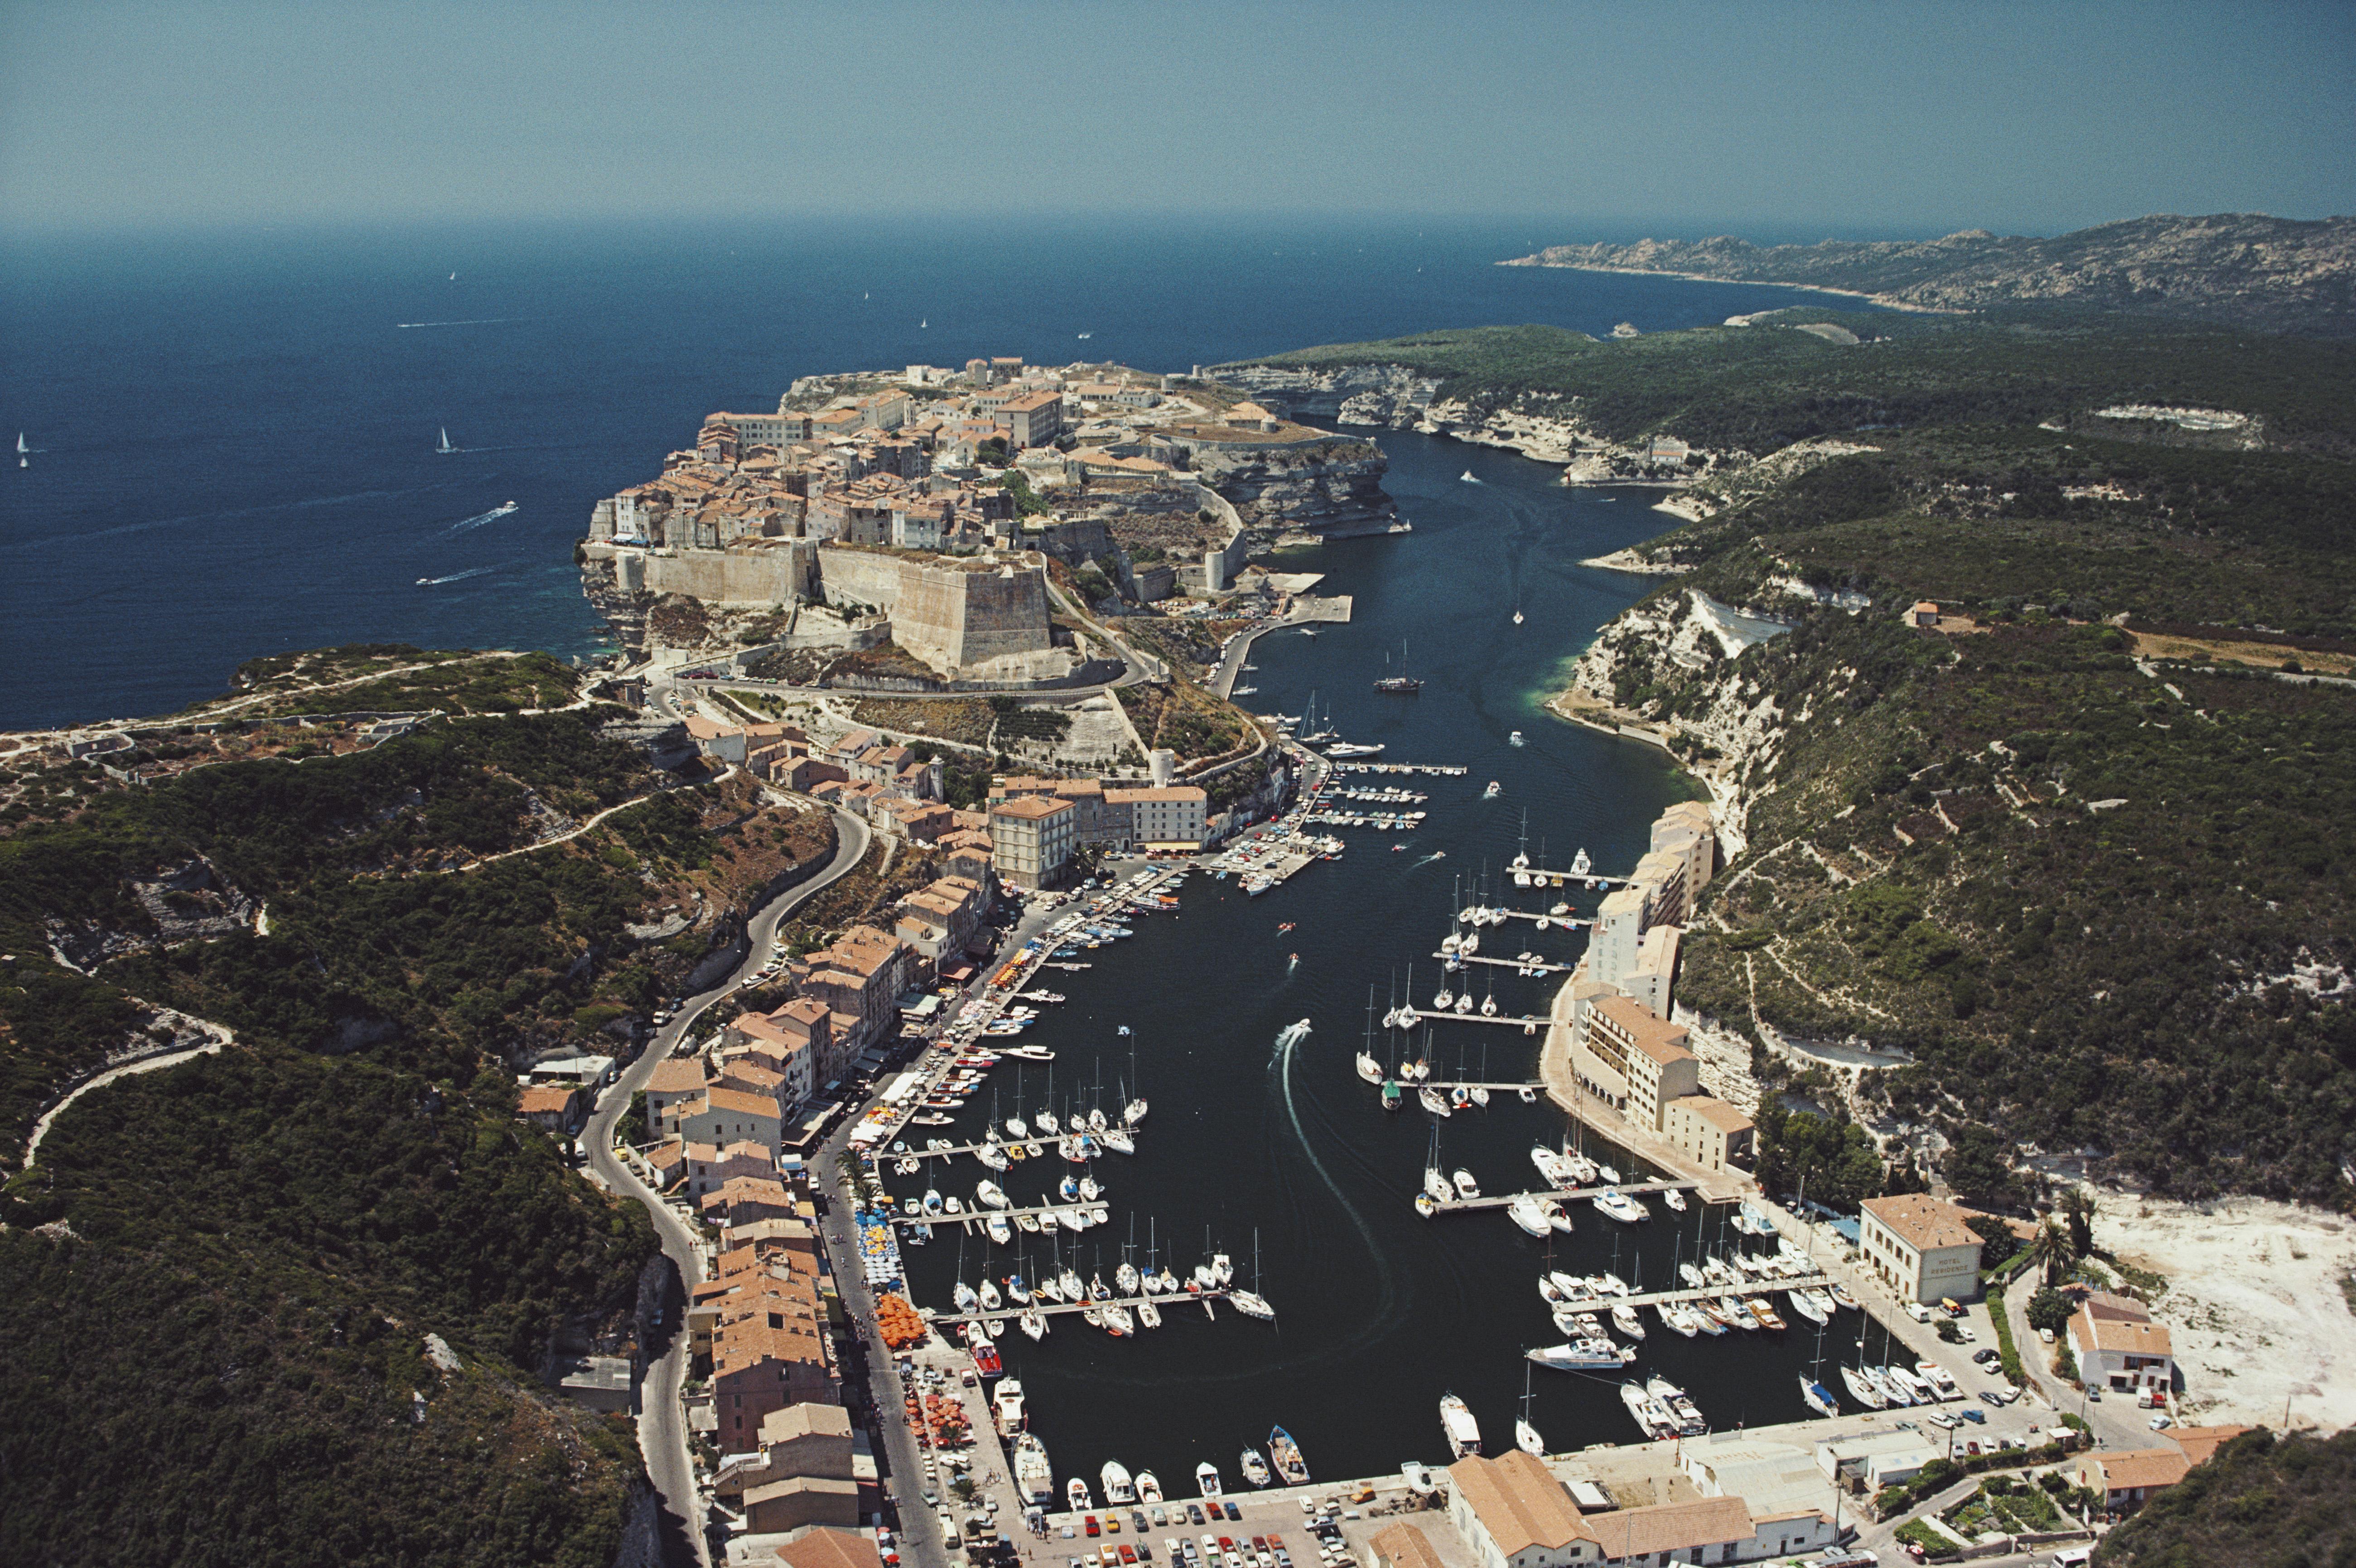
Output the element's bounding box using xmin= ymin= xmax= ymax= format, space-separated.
xmin=3 ymin=0 xmax=2352 ymax=239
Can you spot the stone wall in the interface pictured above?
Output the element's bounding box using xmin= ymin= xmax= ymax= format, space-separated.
xmin=586 ymin=540 xmax=817 ymax=607
xmin=814 ymin=545 xmax=1055 ymax=673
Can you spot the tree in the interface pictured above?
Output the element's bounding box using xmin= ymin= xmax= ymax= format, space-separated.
xmin=1941 ymin=1123 xmax=2024 ymax=1209
xmin=2059 ymin=1187 xmax=2096 ymax=1259
xmin=1967 ymin=1213 xmax=2023 ymax=1271
xmin=2028 ymin=1286 xmax=2075 ymax=1336
xmin=2024 ymin=1218 xmax=2079 ymax=1286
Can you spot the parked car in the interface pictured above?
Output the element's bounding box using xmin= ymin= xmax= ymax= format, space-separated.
xmin=2150 ymin=1415 xmax=2174 ymax=1430
xmin=1959 ymin=1408 xmax=1986 ymax=1424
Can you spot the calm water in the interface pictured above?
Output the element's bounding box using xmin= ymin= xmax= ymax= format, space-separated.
xmin=2 ymin=216 xmax=1872 ymax=730
xmin=896 ymin=433 xmax=1896 ymax=1491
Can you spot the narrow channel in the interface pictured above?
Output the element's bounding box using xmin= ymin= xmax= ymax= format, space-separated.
xmin=895 ymin=430 xmax=1868 ymax=1491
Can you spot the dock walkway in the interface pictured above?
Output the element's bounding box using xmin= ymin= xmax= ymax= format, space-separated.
xmin=1395 ymin=1005 xmax=1550 ymax=1029
xmin=928 ymin=1288 xmax=1254 ymax=1327
xmin=1434 ymin=950 xmax=1581 ymax=974
xmin=1608 ymin=1274 xmax=1837 ymax=1312
xmin=902 ymin=1200 xmax=1112 ymax=1233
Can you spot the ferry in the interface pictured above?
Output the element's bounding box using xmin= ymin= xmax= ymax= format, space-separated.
xmin=1266 ymin=1426 xmax=1309 ymax=1486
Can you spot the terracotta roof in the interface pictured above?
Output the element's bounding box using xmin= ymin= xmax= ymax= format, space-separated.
xmin=1590 ymin=1496 xmax=1758 ymax=1558
xmin=1105 ymin=786 xmax=1207 ymax=803
xmin=1590 ymin=993 xmax=1696 ymax=1065
xmin=772 ymin=1524 xmax=877 ymax=1568
xmin=1447 ymin=1451 xmax=1594 ymax=1555
xmin=2070 ymin=1308 xmax=2174 ymax=1358
xmin=1366 ymin=1523 xmax=1445 ymax=1568
xmin=1672 ymin=1094 xmax=1755 ymax=1134
xmin=647 ymin=1060 xmax=709 ymax=1094
xmin=517 ymin=1084 xmax=578 ymax=1114
xmin=991 ymin=794 xmax=1072 ymax=821
xmin=2086 ymin=1447 xmax=2191 ymax=1492
xmin=700 ymin=1087 xmax=781 ymax=1120
xmin=1861 ymin=1192 xmax=1982 ymax=1253
xmin=2167 ymin=1424 xmax=2254 ymax=1467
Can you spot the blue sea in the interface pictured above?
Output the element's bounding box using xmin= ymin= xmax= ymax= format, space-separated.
xmin=1 ymin=216 xmax=1864 ymax=730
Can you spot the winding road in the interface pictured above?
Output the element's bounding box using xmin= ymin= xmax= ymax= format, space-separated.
xmin=584 ymin=805 xmax=872 ymax=1568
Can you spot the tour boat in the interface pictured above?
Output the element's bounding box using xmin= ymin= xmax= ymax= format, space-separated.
xmin=1197 ymin=1461 xmax=1226 ymax=1497
xmin=1266 ymin=1427 xmax=1309 ymax=1485
xmin=1439 ymin=1394 xmax=1482 ymax=1458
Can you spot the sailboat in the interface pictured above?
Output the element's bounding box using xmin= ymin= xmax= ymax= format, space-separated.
xmin=15 ymin=433 xmax=27 ymax=469
xmin=1516 ymin=1361 xmax=1545 ymax=1455
xmin=1374 ymin=639 xmax=1424 ymax=695
xmin=1356 ymin=986 xmax=1384 ymax=1084
xmin=1230 ymin=1230 xmax=1275 ymax=1319
xmin=436 ymin=427 xmax=456 ymax=454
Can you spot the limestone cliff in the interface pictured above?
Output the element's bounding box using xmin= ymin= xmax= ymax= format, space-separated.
xmin=1185 ymin=437 xmax=1405 ymax=539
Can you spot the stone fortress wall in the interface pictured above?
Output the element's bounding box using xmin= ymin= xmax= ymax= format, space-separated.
xmin=814 ymin=545 xmax=1055 ymax=672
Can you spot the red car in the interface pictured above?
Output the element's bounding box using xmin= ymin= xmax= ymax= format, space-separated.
xmin=1086 ymin=1516 xmax=1101 ymax=1538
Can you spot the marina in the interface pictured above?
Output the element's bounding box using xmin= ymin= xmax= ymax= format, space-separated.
xmin=880 ymin=430 xmax=1886 ymax=1505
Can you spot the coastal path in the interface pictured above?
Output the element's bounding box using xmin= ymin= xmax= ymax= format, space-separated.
xmin=23 ymin=1021 xmax=232 ymax=1166
xmin=584 ymin=806 xmax=871 ymax=1568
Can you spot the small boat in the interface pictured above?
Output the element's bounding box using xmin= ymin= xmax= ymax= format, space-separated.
xmin=1236 ymin=1447 xmax=1270 ymax=1488
xmin=1663 ymin=1187 xmax=1688 ymax=1213
xmin=1401 ymin=1459 xmax=1439 ymax=1495
xmin=1419 ymin=1085 xmax=1452 ymax=1117
xmin=1655 ymin=1302 xmax=1700 ymax=1337
xmin=1197 ymin=1461 xmax=1226 ymax=1498
xmin=953 ymin=1280 xmax=979 ymax=1312
xmin=1508 ymin=730 xmax=1524 ymax=747
xmin=1459 ymin=469 xmax=1478 ymax=483
xmin=1137 ymin=1298 xmax=1163 ymax=1329
xmin=1266 ymin=1426 xmax=1309 ymax=1485
xmin=1230 ymin=1290 xmax=1275 ymax=1320
xmin=1483 ymin=782 xmax=1501 ymax=799
xmin=1068 ymin=1476 xmax=1093 ymax=1513
xmin=1439 ymin=1394 xmax=1482 ymax=1458
xmin=1591 ymin=1189 xmax=1647 ymax=1224
xmin=1102 ymin=1303 xmax=1135 ymax=1336
xmin=1136 ymin=1470 xmax=1163 ymax=1504
xmin=1800 ymin=1375 xmax=1840 ymax=1418
xmin=1451 ymin=1168 xmax=1481 ymax=1200
xmin=979 ymin=1279 xmax=1003 ymax=1311
xmin=1356 ymin=1052 xmax=1384 ymax=1085
xmin=1830 ymin=1283 xmax=1862 ymax=1312
xmin=1611 ymin=1303 xmax=1646 ymax=1339
xmin=1516 ymin=1418 xmax=1544 ymax=1456
xmin=1543 ymin=1199 xmax=1575 ymax=1235
xmin=1748 ymin=1297 xmax=1786 ymax=1331
xmin=985 ymin=1215 xmax=1011 ymax=1244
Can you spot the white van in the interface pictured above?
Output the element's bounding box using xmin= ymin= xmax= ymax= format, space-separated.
xmin=2049 ymin=1547 xmax=2093 ymax=1568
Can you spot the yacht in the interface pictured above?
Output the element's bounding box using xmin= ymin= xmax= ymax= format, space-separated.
xmin=1356 ymin=1051 xmax=1385 ymax=1085
xmin=1124 ymin=1097 xmax=1148 ymax=1126
xmin=1230 ymin=1289 xmax=1275 ymax=1320
xmin=1015 ymin=1433 xmax=1056 ymax=1504
xmin=1799 ymin=1375 xmax=1840 ymax=1418
xmin=1101 ymin=1462 xmax=1137 ymax=1504
xmin=1197 ymin=1461 xmax=1226 ymax=1497
xmin=1591 ymin=1189 xmax=1648 ymax=1224
xmin=1543 ymin=1199 xmax=1575 ymax=1235
xmin=1839 ymin=1365 xmax=1889 ymax=1410
xmin=1451 ymin=1168 xmax=1480 ymax=1200
xmin=978 ymin=1279 xmax=1002 ymax=1312
xmin=1654 ymin=1302 xmax=1701 ymax=1337
xmin=1419 ymin=1085 xmax=1452 ymax=1117
xmin=995 ymin=1378 xmax=1026 ymax=1429
xmin=1785 ymin=1288 xmax=1830 ymax=1326
xmin=1611 ymin=1303 xmax=1646 ymax=1339
xmin=1620 ymin=1382 xmax=1677 ymax=1439
xmin=1529 ymin=1340 xmax=1624 ymax=1371
xmin=1506 ymin=1195 xmax=1552 ymax=1237
xmin=1647 ymin=1376 xmax=1709 ymax=1436
xmin=953 ymin=1280 xmax=979 ymax=1312
xmin=976 ymin=1181 xmax=1010 ymax=1210
xmin=1323 ymin=741 xmax=1385 ymax=758
xmin=1439 ymin=1394 xmax=1482 ymax=1458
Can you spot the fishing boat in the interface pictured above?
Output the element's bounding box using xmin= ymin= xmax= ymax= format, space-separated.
xmin=1015 ymin=1433 xmax=1056 ymax=1503
xmin=1266 ymin=1426 xmax=1309 ymax=1486
xmin=1068 ymin=1477 xmax=1093 ymax=1513
xmin=1197 ymin=1460 xmax=1226 ymax=1497
xmin=1439 ymin=1394 xmax=1482 ymax=1458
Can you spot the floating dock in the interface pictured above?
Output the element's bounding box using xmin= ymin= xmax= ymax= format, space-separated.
xmin=927 ymin=1287 xmax=1258 ymax=1327
xmin=1422 ymin=1177 xmax=1700 ymax=1214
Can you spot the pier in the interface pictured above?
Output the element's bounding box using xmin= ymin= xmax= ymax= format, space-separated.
xmin=927 ymin=1288 xmax=1260 ymax=1327
xmin=900 ymin=1200 xmax=1113 ymax=1232
xmin=1605 ymin=1274 xmax=1838 ymax=1312
xmin=1434 ymin=950 xmax=1580 ymax=973
xmin=1463 ymin=907 xmax=1595 ymax=927
xmin=884 ymin=1134 xmax=1138 ymax=1164
xmin=1393 ymin=1005 xmax=1551 ymax=1028
xmin=1420 ymin=1177 xmax=1700 ymax=1215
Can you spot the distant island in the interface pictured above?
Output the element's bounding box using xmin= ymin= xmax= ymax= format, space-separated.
xmin=1502 ymin=212 xmax=2356 ymax=338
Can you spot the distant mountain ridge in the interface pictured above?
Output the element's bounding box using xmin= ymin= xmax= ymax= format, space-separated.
xmin=1503 ymin=213 xmax=2356 ymax=337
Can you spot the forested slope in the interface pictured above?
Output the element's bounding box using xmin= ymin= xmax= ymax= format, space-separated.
xmin=0 ymin=659 xmax=832 ymax=1564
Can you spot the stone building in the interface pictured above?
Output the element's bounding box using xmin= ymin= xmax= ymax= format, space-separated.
xmin=1858 ymin=1193 xmax=1984 ymax=1305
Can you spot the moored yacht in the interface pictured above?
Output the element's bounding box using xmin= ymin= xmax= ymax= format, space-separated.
xmin=1101 ymin=1461 xmax=1137 ymax=1503
xmin=1015 ymin=1433 xmax=1056 ymax=1503
xmin=1439 ymin=1394 xmax=1482 ymax=1458
xmin=1068 ymin=1477 xmax=1092 ymax=1512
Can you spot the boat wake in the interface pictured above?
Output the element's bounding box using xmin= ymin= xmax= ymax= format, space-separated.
xmin=1458 ymin=470 xmax=1483 ymax=484
xmin=418 ymin=565 xmax=497 ymax=586
xmin=1412 ymin=852 xmax=1447 ymax=868
xmin=1273 ymin=1015 xmax=1401 ymax=1332
xmin=446 ymin=501 xmax=519 ymax=532
xmin=396 ymin=317 xmax=535 ymax=329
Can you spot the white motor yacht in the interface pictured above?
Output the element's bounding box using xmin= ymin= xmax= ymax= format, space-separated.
xmin=1439 ymin=1394 xmax=1482 ymax=1457
xmin=1195 ymin=1461 xmax=1224 ymax=1498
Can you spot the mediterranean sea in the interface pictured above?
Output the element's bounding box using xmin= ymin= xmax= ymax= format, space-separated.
xmin=3 ymin=215 xmax=1868 ymax=730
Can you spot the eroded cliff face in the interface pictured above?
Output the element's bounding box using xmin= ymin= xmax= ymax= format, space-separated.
xmin=1213 ymin=363 xmax=1441 ymax=425
xmin=1189 ymin=439 xmax=1405 ymax=538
